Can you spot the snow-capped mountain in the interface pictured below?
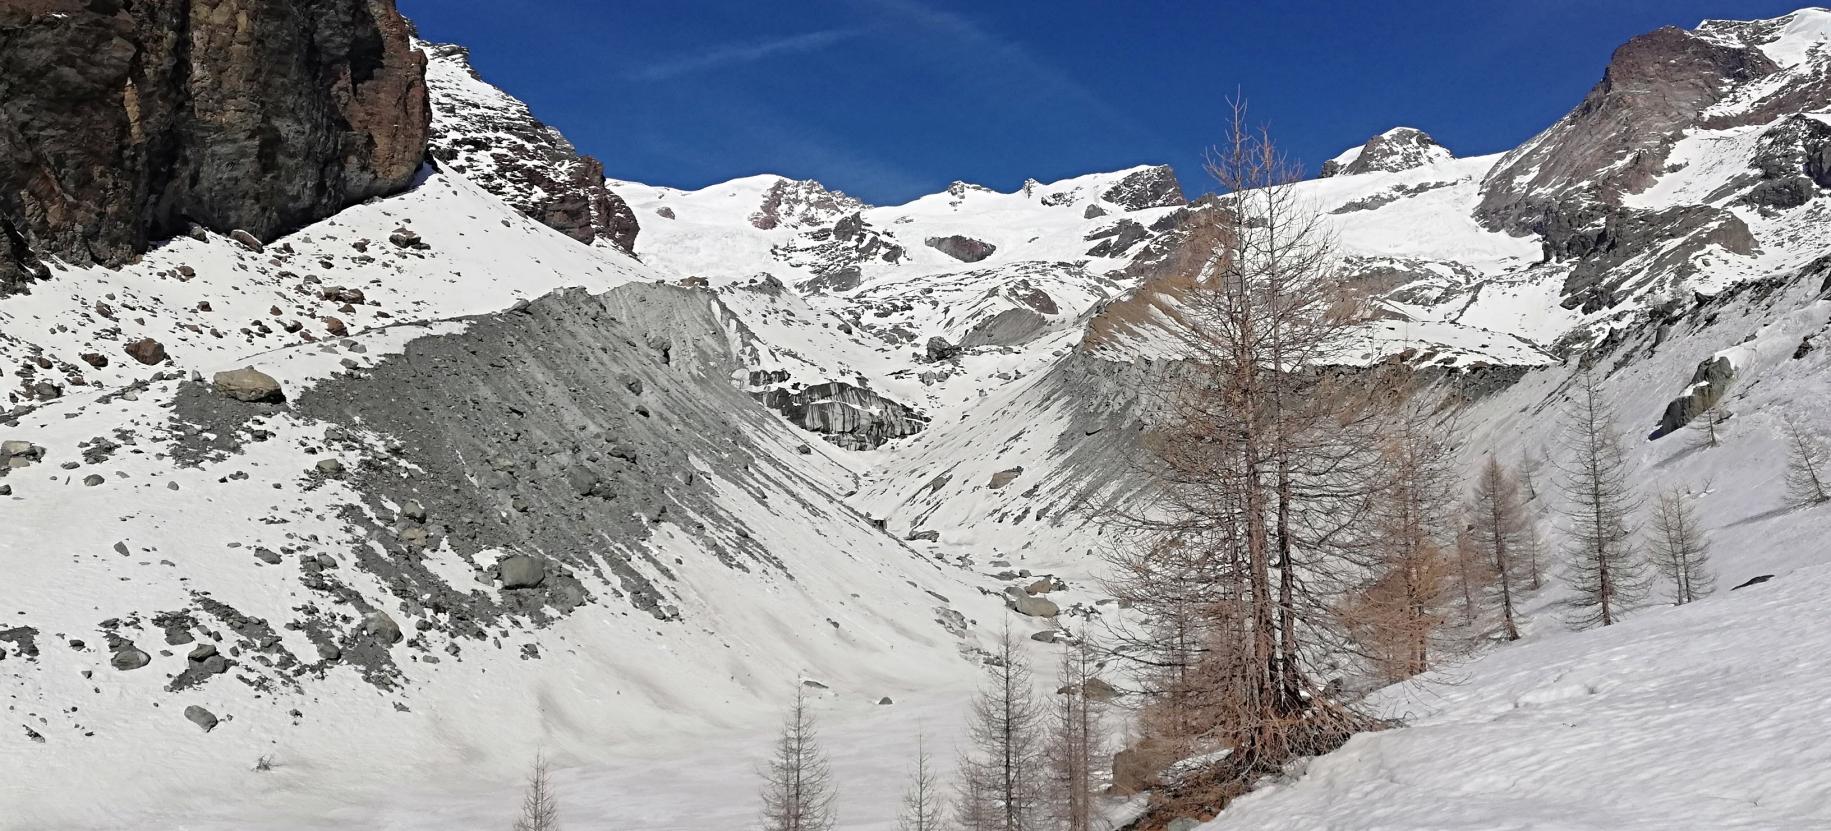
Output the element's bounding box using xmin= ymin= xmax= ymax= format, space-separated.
xmin=4 ymin=4 xmax=1831 ymax=829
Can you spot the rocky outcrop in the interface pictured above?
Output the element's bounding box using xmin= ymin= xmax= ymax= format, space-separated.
xmin=1085 ymin=219 xmax=1149 ymax=258
xmin=750 ymin=179 xmax=864 ymax=231
xmin=1100 ymin=165 xmax=1186 ymax=210
xmin=926 ymin=235 xmax=997 ymax=263
xmin=754 ymin=381 xmax=928 ymax=450
xmin=1321 ymin=127 xmax=1452 ymax=177
xmin=1550 ymin=204 xmax=1757 ymax=312
xmin=780 ymin=211 xmax=906 ymax=293
xmin=0 ymin=0 xmax=431 ymax=295
xmin=422 ymin=42 xmax=638 ymax=252
xmin=1476 ymin=24 xmax=1776 ymax=236
xmin=1655 ymin=355 xmax=1735 ymax=438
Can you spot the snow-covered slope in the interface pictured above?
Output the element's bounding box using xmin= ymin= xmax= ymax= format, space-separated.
xmin=8 ymin=7 xmax=1831 ymax=830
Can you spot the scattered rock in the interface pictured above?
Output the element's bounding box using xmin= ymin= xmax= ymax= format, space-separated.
xmin=315 ymin=458 xmax=346 ymax=477
xmin=212 ymin=367 xmax=286 ymax=403
xmin=322 ymin=317 xmax=348 ymax=337
xmin=1025 ymin=577 xmax=1056 ymax=595
xmin=988 ymin=467 xmax=1024 ymax=489
xmin=82 ymin=474 xmax=105 ymax=487
xmin=388 ymin=228 xmax=422 ymax=248
xmin=80 ymin=352 xmax=108 ymax=368
xmin=123 ymin=338 xmax=166 ymax=365
xmin=1732 ymin=574 xmax=1775 ymax=590
xmin=230 ymin=229 xmax=265 ymax=252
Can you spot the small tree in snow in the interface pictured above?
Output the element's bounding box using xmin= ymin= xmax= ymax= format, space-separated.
xmin=897 ymin=732 xmax=946 ymax=831
xmin=1468 ymin=455 xmax=1539 ymax=640
xmin=512 ymin=752 xmax=560 ymax=831
xmin=1781 ymin=412 xmax=1831 ymax=507
xmin=1690 ymin=404 xmax=1729 ymax=449
xmin=1647 ymin=488 xmax=1715 ymax=605
xmin=1558 ymin=364 xmax=1647 ymax=629
xmin=759 ymin=686 xmax=837 ymax=831
xmin=1045 ymin=637 xmax=1105 ymax=831
xmin=955 ymin=627 xmax=1045 ymax=831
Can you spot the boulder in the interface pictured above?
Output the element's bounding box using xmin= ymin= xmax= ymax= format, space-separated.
xmin=315 ymin=458 xmax=346 ymax=477
xmin=925 ymin=235 xmax=997 ymax=263
xmin=1 ymin=441 xmax=45 ymax=468
xmin=230 ymin=229 xmax=265 ymax=252
xmin=362 ymin=610 xmax=403 ymax=645
xmin=1655 ymin=356 xmax=1734 ymax=438
xmin=109 ymin=646 xmax=150 ymax=671
xmin=82 ymin=474 xmax=105 ymax=487
xmin=924 ymin=336 xmax=961 ymax=363
xmin=123 ymin=338 xmax=166 ymax=365
xmin=1010 ymin=594 xmax=1059 ymax=618
xmin=212 ymin=367 xmax=285 ymax=403
xmin=1025 ymin=577 xmax=1056 ymax=595
xmin=498 ymin=555 xmax=547 ymax=589
xmin=1082 ymin=678 xmax=1120 ymax=702
xmin=988 ymin=467 xmax=1024 ymax=489
xmin=183 ymin=705 xmax=218 ymax=733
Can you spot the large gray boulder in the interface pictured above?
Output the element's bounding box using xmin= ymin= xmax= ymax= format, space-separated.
xmin=1 ymin=440 xmax=45 ymax=469
xmin=109 ymin=646 xmax=150 ymax=671
xmin=1655 ymin=355 xmax=1735 ymax=438
xmin=362 ymin=610 xmax=403 ymax=645
xmin=1010 ymin=594 xmax=1059 ymax=618
xmin=183 ymin=705 xmax=218 ymax=732
xmin=498 ymin=554 xmax=547 ymax=589
xmin=925 ymin=235 xmax=997 ymax=263
xmin=212 ymin=367 xmax=285 ymax=403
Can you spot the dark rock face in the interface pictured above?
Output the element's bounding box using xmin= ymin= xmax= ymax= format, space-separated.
xmin=422 ymin=42 xmax=638 ymax=253
xmin=1085 ymin=219 xmax=1148 ymax=258
xmin=0 ymin=0 xmax=431 ymax=295
xmin=754 ymin=382 xmax=929 ymax=450
xmin=1476 ymin=25 xmax=1775 ymax=236
xmin=926 ymin=235 xmax=997 ymax=263
xmin=1100 ymin=166 xmax=1185 ymax=210
xmin=1655 ymin=355 xmax=1734 ymax=438
xmin=781 ymin=211 xmax=905 ymax=293
xmin=1550 ymin=204 xmax=1757 ymax=312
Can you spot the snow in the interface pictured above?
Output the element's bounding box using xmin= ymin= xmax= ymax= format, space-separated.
xmin=12 ymin=7 xmax=1831 ymax=827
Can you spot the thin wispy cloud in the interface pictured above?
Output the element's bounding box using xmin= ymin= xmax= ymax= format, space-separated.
xmin=628 ymin=28 xmax=865 ymax=82
xmin=857 ymin=0 xmax=1169 ymax=152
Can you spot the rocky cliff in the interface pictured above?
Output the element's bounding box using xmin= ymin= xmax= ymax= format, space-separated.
xmin=0 ymin=0 xmax=431 ymax=295
xmin=422 ymin=41 xmax=639 ymax=253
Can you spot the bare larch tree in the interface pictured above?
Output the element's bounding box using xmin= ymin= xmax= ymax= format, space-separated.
xmin=1102 ymin=96 xmax=1387 ymax=788
xmin=1046 ymin=637 xmax=1105 ymax=831
xmin=1647 ymin=488 xmax=1715 ymax=605
xmin=512 ymin=752 xmax=559 ymax=831
xmin=1782 ymin=412 xmax=1831 ymax=507
xmin=897 ymin=731 xmax=946 ymax=831
xmin=759 ymin=686 xmax=836 ymax=831
xmin=955 ymin=627 xmax=1045 ymax=831
xmin=1469 ymin=455 xmax=1538 ymax=640
xmin=1558 ymin=364 xmax=1647 ymax=628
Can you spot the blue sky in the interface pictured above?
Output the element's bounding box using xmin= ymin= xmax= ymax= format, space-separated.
xmin=401 ymin=1 xmax=1813 ymax=204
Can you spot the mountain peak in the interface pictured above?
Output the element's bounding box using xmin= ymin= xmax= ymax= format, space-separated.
xmin=1318 ymin=127 xmax=1452 ymax=178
